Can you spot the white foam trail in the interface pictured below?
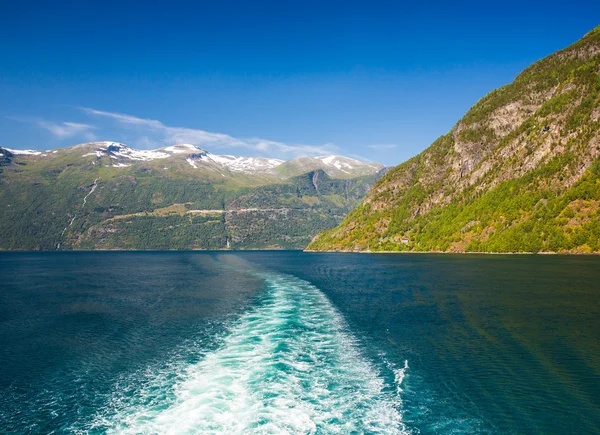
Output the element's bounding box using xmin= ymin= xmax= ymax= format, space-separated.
xmin=394 ymin=360 xmax=409 ymax=395
xmin=92 ymin=273 xmax=409 ymax=434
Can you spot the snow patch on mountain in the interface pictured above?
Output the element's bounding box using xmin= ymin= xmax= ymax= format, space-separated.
xmin=80 ymin=142 xmax=170 ymax=161
xmin=83 ymin=151 xmax=105 ymax=158
xmin=199 ymin=153 xmax=284 ymax=173
xmin=107 ymin=144 xmax=170 ymax=161
xmin=318 ymin=155 xmax=363 ymax=171
xmin=186 ymin=158 xmax=198 ymax=169
xmin=163 ymin=144 xmax=204 ymax=154
xmin=4 ymin=148 xmax=44 ymax=156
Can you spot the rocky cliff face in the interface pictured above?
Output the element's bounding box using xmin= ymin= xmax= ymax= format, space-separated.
xmin=308 ymin=26 xmax=600 ymax=253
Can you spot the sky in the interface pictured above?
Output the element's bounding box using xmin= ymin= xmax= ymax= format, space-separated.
xmin=1 ymin=1 xmax=599 ymax=166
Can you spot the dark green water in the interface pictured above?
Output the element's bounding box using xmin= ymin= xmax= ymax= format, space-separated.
xmin=0 ymin=252 xmax=598 ymax=434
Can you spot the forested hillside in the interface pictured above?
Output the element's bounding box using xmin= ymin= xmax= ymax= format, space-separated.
xmin=308 ymin=26 xmax=600 ymax=253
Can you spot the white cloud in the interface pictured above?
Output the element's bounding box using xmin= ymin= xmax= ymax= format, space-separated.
xmin=7 ymin=116 xmax=98 ymax=141
xmin=81 ymin=107 xmax=337 ymax=158
xmin=37 ymin=121 xmax=96 ymax=140
xmin=367 ymin=144 xmax=398 ymax=150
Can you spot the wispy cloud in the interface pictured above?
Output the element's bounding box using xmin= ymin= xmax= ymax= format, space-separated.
xmin=81 ymin=107 xmax=337 ymax=158
xmin=367 ymin=144 xmax=397 ymax=150
xmin=37 ymin=121 xmax=97 ymax=140
xmin=7 ymin=116 xmax=97 ymax=141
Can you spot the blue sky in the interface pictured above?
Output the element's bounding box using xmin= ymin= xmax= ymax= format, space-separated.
xmin=1 ymin=1 xmax=598 ymax=165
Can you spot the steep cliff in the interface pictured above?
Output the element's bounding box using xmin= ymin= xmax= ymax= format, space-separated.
xmin=308 ymin=26 xmax=600 ymax=253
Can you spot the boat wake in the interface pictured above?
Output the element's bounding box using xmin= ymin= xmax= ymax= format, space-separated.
xmin=91 ymin=272 xmax=408 ymax=434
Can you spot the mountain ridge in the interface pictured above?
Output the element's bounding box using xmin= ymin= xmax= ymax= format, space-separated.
xmin=1 ymin=141 xmax=384 ymax=179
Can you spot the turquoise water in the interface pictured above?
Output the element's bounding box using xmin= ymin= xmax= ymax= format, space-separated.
xmin=1 ymin=252 xmax=599 ymax=434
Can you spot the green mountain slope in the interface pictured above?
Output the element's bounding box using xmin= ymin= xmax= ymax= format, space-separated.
xmin=308 ymin=26 xmax=600 ymax=254
xmin=0 ymin=142 xmax=384 ymax=250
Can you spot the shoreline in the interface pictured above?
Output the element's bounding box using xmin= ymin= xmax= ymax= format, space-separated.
xmin=0 ymin=248 xmax=598 ymax=256
xmin=303 ymin=249 xmax=600 ymax=256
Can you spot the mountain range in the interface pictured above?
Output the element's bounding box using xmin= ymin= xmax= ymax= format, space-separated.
xmin=4 ymin=26 xmax=600 ymax=254
xmin=0 ymin=142 xmax=385 ymax=250
xmin=308 ymin=26 xmax=600 ymax=254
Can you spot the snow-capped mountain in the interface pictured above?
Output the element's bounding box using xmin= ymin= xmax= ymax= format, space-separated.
xmin=12 ymin=141 xmax=384 ymax=179
xmin=81 ymin=142 xmax=170 ymax=162
xmin=273 ymin=155 xmax=384 ymax=179
xmin=0 ymin=141 xmax=387 ymax=251
xmin=75 ymin=142 xmax=284 ymax=174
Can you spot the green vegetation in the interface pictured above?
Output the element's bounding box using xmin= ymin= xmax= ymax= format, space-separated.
xmin=308 ymin=26 xmax=600 ymax=254
xmin=0 ymin=147 xmax=383 ymax=250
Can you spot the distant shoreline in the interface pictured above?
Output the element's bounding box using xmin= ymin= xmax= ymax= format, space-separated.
xmin=0 ymin=248 xmax=303 ymax=253
xmin=0 ymin=248 xmax=598 ymax=255
xmin=303 ymin=249 xmax=600 ymax=256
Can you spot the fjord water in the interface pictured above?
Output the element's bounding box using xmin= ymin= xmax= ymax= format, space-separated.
xmin=0 ymin=252 xmax=599 ymax=434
